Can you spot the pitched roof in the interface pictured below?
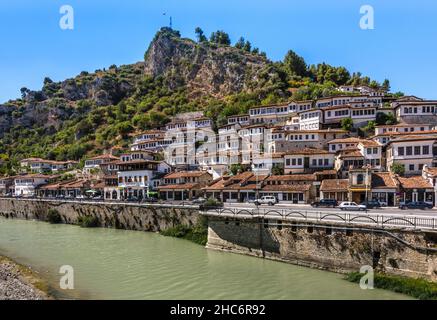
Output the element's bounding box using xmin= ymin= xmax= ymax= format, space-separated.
xmin=371 ymin=172 xmax=397 ymax=189
xmin=158 ymin=183 xmax=201 ymax=190
xmin=265 ymin=174 xmax=316 ymax=182
xmin=88 ymin=154 xmax=119 ymax=161
xmin=397 ymin=176 xmax=433 ymax=189
xmin=285 ymin=148 xmax=333 ymax=156
xmin=164 ymin=171 xmax=211 ymax=179
xmin=320 ymin=179 xmax=349 ymax=192
xmin=328 ymin=137 xmax=366 ymax=144
xmin=261 ymin=184 xmax=312 ymax=192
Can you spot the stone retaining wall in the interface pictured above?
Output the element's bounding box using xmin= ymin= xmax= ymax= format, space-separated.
xmin=0 ymin=198 xmax=200 ymax=232
xmin=207 ymin=217 xmax=437 ymax=281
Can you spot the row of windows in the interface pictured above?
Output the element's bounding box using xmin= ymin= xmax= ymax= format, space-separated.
xmin=397 ymin=145 xmax=430 ymax=156
xmin=352 ymin=109 xmax=375 ymax=116
xmin=285 ymin=158 xmax=330 ymax=167
xmin=403 ymin=106 xmax=437 ymax=114
xmin=366 ymin=148 xmax=379 ymax=155
xmin=300 ymin=112 xmax=320 ymax=120
xmin=288 ymin=134 xmax=317 ymax=141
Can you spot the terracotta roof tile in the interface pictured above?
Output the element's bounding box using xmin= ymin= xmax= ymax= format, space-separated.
xmin=397 ymin=176 xmax=433 ymax=189
xmin=320 ymin=179 xmax=349 ymax=192
xmin=371 ymin=173 xmax=397 ymax=189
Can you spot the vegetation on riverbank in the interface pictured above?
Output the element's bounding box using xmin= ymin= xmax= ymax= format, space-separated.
xmin=47 ymin=209 xmax=62 ymax=224
xmin=78 ymin=215 xmax=99 ymax=228
xmin=346 ymin=272 xmax=437 ymax=300
xmin=160 ymin=216 xmax=208 ymax=246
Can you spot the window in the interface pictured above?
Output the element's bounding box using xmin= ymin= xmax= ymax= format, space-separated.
xmin=409 ymin=164 xmax=415 ymax=171
xmin=292 ymin=159 xmax=296 ymax=166
xmin=423 ymin=146 xmax=430 ymax=155
xmin=406 ymin=147 xmax=412 ymax=156
xmin=297 ymin=158 xmax=303 ymax=166
xmin=373 ymin=148 xmax=378 ymax=154
xmin=414 ymin=146 xmax=421 ymax=155
xmin=398 ymin=147 xmax=404 ymax=156
xmin=367 ymin=148 xmax=372 ymax=155
xmin=286 ymin=159 xmax=290 ymax=166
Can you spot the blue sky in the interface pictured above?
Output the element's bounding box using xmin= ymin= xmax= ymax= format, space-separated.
xmin=1 ymin=0 xmax=437 ymax=102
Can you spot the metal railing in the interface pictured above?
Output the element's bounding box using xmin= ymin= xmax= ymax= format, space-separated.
xmin=201 ymin=207 xmax=437 ymax=230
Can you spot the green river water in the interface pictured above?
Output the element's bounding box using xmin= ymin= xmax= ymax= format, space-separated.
xmin=0 ymin=217 xmax=411 ymax=300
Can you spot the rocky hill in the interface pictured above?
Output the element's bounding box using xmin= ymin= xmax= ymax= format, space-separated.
xmin=0 ymin=27 xmax=384 ymax=173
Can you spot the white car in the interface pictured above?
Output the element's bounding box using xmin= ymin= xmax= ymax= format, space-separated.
xmin=254 ymin=196 xmax=278 ymax=206
xmin=338 ymin=202 xmax=367 ymax=211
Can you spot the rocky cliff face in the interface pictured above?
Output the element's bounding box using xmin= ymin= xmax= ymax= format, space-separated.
xmin=144 ymin=29 xmax=276 ymax=99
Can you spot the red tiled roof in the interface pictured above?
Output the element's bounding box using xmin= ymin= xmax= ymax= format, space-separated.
xmin=371 ymin=173 xmax=397 ymax=189
xmin=164 ymin=171 xmax=211 ymax=179
xmin=397 ymin=176 xmax=433 ymax=189
xmin=261 ymin=184 xmax=311 ymax=192
xmin=265 ymin=174 xmax=316 ymax=182
xmin=158 ymin=183 xmax=201 ymax=190
xmin=320 ymin=179 xmax=349 ymax=192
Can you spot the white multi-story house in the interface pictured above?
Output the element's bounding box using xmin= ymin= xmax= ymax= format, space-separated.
xmin=14 ymin=174 xmax=52 ymax=197
xmin=227 ymin=114 xmax=250 ymax=126
xmin=116 ymin=151 xmax=160 ymax=199
xmin=84 ymin=154 xmax=119 ymax=176
xmin=374 ymin=124 xmax=432 ymax=136
xmin=130 ymin=130 xmax=171 ymax=152
xmin=249 ymin=103 xmax=290 ymax=125
xmin=357 ymin=140 xmax=383 ymax=170
xmin=393 ymin=100 xmax=437 ymax=124
xmin=328 ymin=137 xmax=371 ymax=153
xmin=20 ymin=158 xmax=78 ymax=173
xmin=288 ymin=100 xmax=313 ymax=113
xmin=386 ymin=135 xmax=437 ymax=175
xmin=283 ymin=148 xmax=335 ymax=174
xmin=298 ymin=109 xmax=323 ymax=130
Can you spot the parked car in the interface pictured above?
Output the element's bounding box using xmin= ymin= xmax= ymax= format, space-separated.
xmin=338 ymin=202 xmax=367 ymax=211
xmin=92 ymin=195 xmax=103 ymax=201
xmin=143 ymin=197 xmax=158 ymax=203
xmin=192 ymin=197 xmax=207 ymax=204
xmin=76 ymin=195 xmax=86 ymax=200
xmin=399 ymin=202 xmax=433 ymax=210
xmin=311 ymin=199 xmax=338 ymax=208
xmin=359 ymin=200 xmax=382 ymax=209
xmin=254 ymin=196 xmax=278 ymax=206
xmin=127 ymin=196 xmax=139 ymax=202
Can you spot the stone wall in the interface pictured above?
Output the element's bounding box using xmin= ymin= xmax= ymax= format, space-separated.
xmin=0 ymin=198 xmax=200 ymax=232
xmin=207 ymin=217 xmax=437 ymax=281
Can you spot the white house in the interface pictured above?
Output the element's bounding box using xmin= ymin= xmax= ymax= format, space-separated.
xmin=386 ymin=135 xmax=437 ymax=175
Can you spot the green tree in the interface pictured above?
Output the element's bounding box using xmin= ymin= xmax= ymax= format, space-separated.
xmin=243 ymin=41 xmax=252 ymax=52
xmin=341 ymin=118 xmax=354 ymax=131
xmin=271 ymin=165 xmax=284 ymax=176
xmin=284 ymin=50 xmax=307 ymax=77
xmin=391 ymin=163 xmax=405 ymax=176
xmin=382 ymin=79 xmax=391 ymax=92
xmin=195 ymin=27 xmax=207 ymax=42
xmin=210 ymin=30 xmax=231 ymax=45
xmin=235 ymin=37 xmax=245 ymax=49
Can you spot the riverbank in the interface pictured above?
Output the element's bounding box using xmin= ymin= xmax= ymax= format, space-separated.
xmin=346 ymin=272 xmax=437 ymax=300
xmin=0 ymin=255 xmax=51 ymax=300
